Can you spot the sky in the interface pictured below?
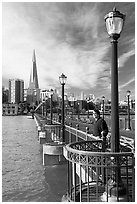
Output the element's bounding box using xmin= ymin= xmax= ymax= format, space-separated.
xmin=2 ymin=1 xmax=135 ymax=101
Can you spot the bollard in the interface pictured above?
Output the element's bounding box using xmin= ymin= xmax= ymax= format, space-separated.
xmin=37 ymin=126 xmax=42 ymax=136
xmin=39 ymin=131 xmax=46 ymax=144
xmin=43 ymin=142 xmax=66 ymax=166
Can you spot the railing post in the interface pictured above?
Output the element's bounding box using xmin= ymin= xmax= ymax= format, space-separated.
xmin=67 ymin=160 xmax=70 ymax=198
xmin=132 ymin=155 xmax=135 ymax=201
xmin=79 ymin=164 xmax=82 ymax=202
xmin=69 ymin=123 xmax=72 ymax=143
xmin=125 ymin=117 xmax=127 ymax=130
xmin=86 ymin=127 xmax=89 ymax=141
xmin=72 ymin=162 xmax=76 ymax=201
xmin=76 ymin=124 xmax=79 ymax=142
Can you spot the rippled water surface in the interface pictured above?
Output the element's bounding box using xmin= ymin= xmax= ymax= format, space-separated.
xmin=2 ymin=116 xmax=67 ymax=202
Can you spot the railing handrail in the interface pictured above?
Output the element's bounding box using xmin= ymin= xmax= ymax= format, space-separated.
xmin=44 ymin=124 xmax=61 ymax=128
xmin=120 ymin=135 xmax=134 ymax=146
xmin=64 ymin=141 xmax=134 ymax=157
xmin=34 ymin=102 xmax=43 ymax=112
xmin=65 ymin=124 xmax=134 ymax=151
xmin=35 ymin=115 xmax=135 ymax=152
xmin=64 ymin=140 xmax=134 ymax=168
xmin=65 ymin=125 xmax=98 ymax=140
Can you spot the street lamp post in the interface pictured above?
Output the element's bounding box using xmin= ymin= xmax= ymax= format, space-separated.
xmin=65 ymin=105 xmax=68 ymax=117
xmin=102 ymin=96 xmax=105 ymax=120
xmin=59 ymin=73 xmax=67 ymax=142
xmin=86 ymin=98 xmax=90 ymax=118
xmin=126 ymin=90 xmax=131 ymax=130
xmin=50 ymin=89 xmax=54 ymax=124
xmin=104 ymin=7 xmax=126 ymax=201
xmin=45 ymin=96 xmax=48 ymax=117
xmin=105 ymin=7 xmax=125 ymax=152
xmin=78 ymin=102 xmax=80 ymax=120
xmin=42 ymin=100 xmax=44 ymax=117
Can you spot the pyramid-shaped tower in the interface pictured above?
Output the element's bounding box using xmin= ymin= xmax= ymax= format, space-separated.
xmin=29 ymin=49 xmax=39 ymax=89
xmin=27 ymin=50 xmax=40 ymax=105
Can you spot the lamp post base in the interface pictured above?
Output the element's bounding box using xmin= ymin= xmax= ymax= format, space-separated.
xmin=100 ymin=178 xmax=128 ymax=202
xmin=126 ymin=128 xmax=131 ymax=131
xmin=101 ymin=191 xmax=128 ymax=202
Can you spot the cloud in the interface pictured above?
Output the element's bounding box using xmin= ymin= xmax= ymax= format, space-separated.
xmin=2 ymin=2 xmax=110 ymax=90
xmin=37 ymin=39 xmax=110 ymax=90
xmin=119 ymin=77 xmax=135 ymax=90
xmin=119 ymin=50 xmax=135 ymax=68
xmin=2 ymin=2 xmax=135 ymax=100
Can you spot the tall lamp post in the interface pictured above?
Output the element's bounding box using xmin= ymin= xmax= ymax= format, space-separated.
xmin=86 ymin=97 xmax=90 ymax=118
xmin=42 ymin=100 xmax=44 ymax=117
xmin=105 ymin=7 xmax=125 ymax=152
xmin=45 ymin=95 xmax=48 ymax=117
xmin=102 ymin=96 xmax=105 ymax=120
xmin=59 ymin=73 xmax=67 ymax=142
xmin=104 ymin=8 xmax=126 ymax=201
xmin=126 ymin=90 xmax=131 ymax=130
xmin=50 ymin=89 xmax=54 ymax=124
xmin=78 ymin=102 xmax=80 ymax=120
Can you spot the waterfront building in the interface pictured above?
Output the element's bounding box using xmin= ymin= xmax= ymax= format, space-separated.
xmin=100 ymin=102 xmax=135 ymax=114
xmin=131 ymin=99 xmax=135 ymax=111
xmin=27 ymin=50 xmax=40 ymax=105
xmin=40 ymin=89 xmax=59 ymax=102
xmin=40 ymin=89 xmax=50 ymax=102
xmin=23 ymin=89 xmax=28 ymax=102
xmin=9 ymin=79 xmax=24 ymax=104
xmin=2 ymin=103 xmax=18 ymax=115
xmin=64 ymin=94 xmax=68 ymax=101
xmin=89 ymin=94 xmax=95 ymax=101
xmin=52 ymin=89 xmax=59 ymax=101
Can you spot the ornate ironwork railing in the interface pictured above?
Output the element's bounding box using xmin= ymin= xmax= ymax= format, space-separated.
xmin=34 ymin=113 xmax=134 ymax=153
xmin=63 ymin=140 xmax=135 ymax=202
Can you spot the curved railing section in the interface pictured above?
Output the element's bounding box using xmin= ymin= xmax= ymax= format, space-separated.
xmin=63 ymin=140 xmax=135 ymax=202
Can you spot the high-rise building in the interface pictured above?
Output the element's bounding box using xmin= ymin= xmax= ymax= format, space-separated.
xmin=81 ymin=91 xmax=84 ymax=100
xmin=27 ymin=50 xmax=40 ymax=105
xmin=9 ymin=79 xmax=24 ymax=103
xmin=2 ymin=86 xmax=9 ymax=103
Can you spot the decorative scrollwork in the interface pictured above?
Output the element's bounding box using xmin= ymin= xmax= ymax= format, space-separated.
xmin=64 ymin=140 xmax=134 ymax=168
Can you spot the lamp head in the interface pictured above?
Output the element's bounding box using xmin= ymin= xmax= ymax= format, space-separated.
xmin=45 ymin=95 xmax=48 ymax=100
xmin=102 ymin=96 xmax=105 ymax=101
xmin=104 ymin=7 xmax=125 ymax=40
xmin=50 ymin=89 xmax=54 ymax=96
xmin=127 ymin=90 xmax=131 ymax=96
xmin=59 ymin=73 xmax=67 ymax=85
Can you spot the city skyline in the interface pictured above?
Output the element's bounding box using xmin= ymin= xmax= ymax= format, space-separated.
xmin=2 ymin=2 xmax=135 ymax=101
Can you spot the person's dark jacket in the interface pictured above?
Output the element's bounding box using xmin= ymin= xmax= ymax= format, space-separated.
xmin=93 ymin=117 xmax=108 ymax=138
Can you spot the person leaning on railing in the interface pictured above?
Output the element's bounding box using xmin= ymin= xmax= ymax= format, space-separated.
xmin=93 ymin=109 xmax=109 ymax=150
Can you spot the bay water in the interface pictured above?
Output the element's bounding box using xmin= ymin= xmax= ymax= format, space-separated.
xmin=2 ymin=116 xmax=67 ymax=202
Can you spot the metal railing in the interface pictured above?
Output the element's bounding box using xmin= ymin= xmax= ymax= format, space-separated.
xmin=65 ymin=124 xmax=134 ymax=152
xmin=34 ymin=113 xmax=134 ymax=153
xmin=35 ymin=113 xmax=62 ymax=143
xmin=63 ymin=140 xmax=135 ymax=202
xmin=44 ymin=124 xmax=62 ymax=143
xmin=34 ymin=112 xmax=134 ymax=150
xmin=67 ymin=114 xmax=135 ymax=131
xmin=34 ymin=114 xmax=135 ymax=202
